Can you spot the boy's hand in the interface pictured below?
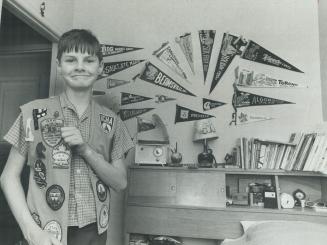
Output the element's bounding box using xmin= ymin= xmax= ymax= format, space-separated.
xmin=61 ymin=127 xmax=87 ymax=156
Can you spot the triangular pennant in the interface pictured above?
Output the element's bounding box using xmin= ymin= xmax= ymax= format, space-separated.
xmin=121 ymin=92 xmax=152 ymax=105
xmin=199 ymin=30 xmax=216 ymax=82
xmin=232 ymin=86 xmax=294 ymax=108
xmin=235 ymin=66 xmax=306 ymax=88
xmin=138 ymin=62 xmax=196 ymax=97
xmin=100 ymin=44 xmax=143 ymax=57
xmin=102 ymin=59 xmax=144 ymax=76
xmin=241 ymin=40 xmax=303 ymax=73
xmin=107 ymin=78 xmax=130 ymax=89
xmin=119 ymin=108 xmax=154 ymax=121
xmin=175 ymin=104 xmax=214 ymax=123
xmin=203 ymin=98 xmax=226 ymax=111
xmin=175 ymin=33 xmax=195 ymax=74
xmin=155 ymin=94 xmax=176 ymax=103
xmin=236 ymin=112 xmax=274 ymax=125
xmin=153 ymin=42 xmax=188 ymax=80
xmin=210 ymin=33 xmax=246 ymax=94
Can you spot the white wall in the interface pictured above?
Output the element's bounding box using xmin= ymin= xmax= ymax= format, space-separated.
xmin=319 ymin=0 xmax=327 ymax=120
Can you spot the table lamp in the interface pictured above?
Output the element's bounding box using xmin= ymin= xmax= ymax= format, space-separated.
xmin=193 ymin=118 xmax=218 ymax=168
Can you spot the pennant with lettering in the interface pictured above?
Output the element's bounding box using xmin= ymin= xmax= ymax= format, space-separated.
xmin=121 ymin=92 xmax=152 ymax=105
xmin=175 ymin=104 xmax=214 ymax=123
xmin=155 ymin=94 xmax=176 ymax=103
xmin=199 ymin=30 xmax=216 ymax=82
xmin=107 ymin=78 xmax=130 ymax=89
xmin=138 ymin=62 xmax=195 ymax=97
xmin=153 ymin=42 xmax=187 ymax=80
xmin=176 ymin=33 xmax=195 ymax=74
xmin=100 ymin=44 xmax=143 ymax=57
xmin=232 ymin=86 xmax=294 ymax=108
xmin=210 ymin=33 xmax=247 ymax=94
xmin=102 ymin=59 xmax=144 ymax=76
xmin=241 ymin=40 xmax=303 ymax=73
xmin=236 ymin=112 xmax=274 ymax=125
xmin=235 ymin=66 xmax=306 ymax=88
xmin=203 ymin=98 xmax=226 ymax=111
xmin=119 ymin=108 xmax=154 ymax=121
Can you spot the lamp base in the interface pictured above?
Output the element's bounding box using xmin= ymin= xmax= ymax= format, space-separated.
xmin=197 ymin=152 xmax=215 ymax=168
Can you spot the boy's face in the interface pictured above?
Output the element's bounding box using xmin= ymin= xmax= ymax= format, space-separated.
xmin=57 ymin=51 xmax=103 ymax=90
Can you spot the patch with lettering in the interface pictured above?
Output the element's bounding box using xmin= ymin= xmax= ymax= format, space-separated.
xmin=40 ymin=118 xmax=64 ymax=147
xmin=99 ymin=204 xmax=109 ymax=228
xmin=43 ymin=220 xmax=62 ymax=242
xmin=96 ymin=180 xmax=108 ymax=202
xmin=34 ymin=159 xmax=47 ymax=188
xmin=99 ymin=114 xmax=114 ymax=134
xmin=52 ymin=142 xmax=71 ymax=169
xmin=31 ymin=212 xmax=41 ymax=227
xmin=46 ymin=185 xmax=65 ymax=211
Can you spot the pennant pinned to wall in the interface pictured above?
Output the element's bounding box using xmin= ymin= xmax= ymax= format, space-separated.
xmin=241 ymin=40 xmax=303 ymax=73
xmin=102 ymin=60 xmax=145 ymax=76
xmin=203 ymin=98 xmax=226 ymax=111
xmin=175 ymin=104 xmax=214 ymax=123
xmin=235 ymin=66 xmax=306 ymax=88
xmin=155 ymin=94 xmax=176 ymax=103
xmin=119 ymin=108 xmax=154 ymax=121
xmin=121 ymin=92 xmax=152 ymax=105
xmin=176 ymin=33 xmax=195 ymax=74
xmin=236 ymin=112 xmax=274 ymax=125
xmin=199 ymin=30 xmax=216 ymax=82
xmin=138 ymin=62 xmax=196 ymax=97
xmin=100 ymin=44 xmax=143 ymax=57
xmin=107 ymin=78 xmax=131 ymax=89
xmin=153 ymin=42 xmax=188 ymax=80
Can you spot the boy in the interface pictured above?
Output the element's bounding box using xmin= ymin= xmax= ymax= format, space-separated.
xmin=0 ymin=29 xmax=134 ymax=245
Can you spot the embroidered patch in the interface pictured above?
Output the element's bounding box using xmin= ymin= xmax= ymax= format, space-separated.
xmin=25 ymin=118 xmax=34 ymax=142
xmin=31 ymin=212 xmax=42 ymax=227
xmin=43 ymin=220 xmax=62 ymax=242
xmin=40 ymin=118 xmax=64 ymax=147
xmin=34 ymin=159 xmax=47 ymax=188
xmin=36 ymin=142 xmax=46 ymax=159
xmin=46 ymin=185 xmax=65 ymax=211
xmin=53 ymin=111 xmax=59 ymax=118
xmin=33 ymin=108 xmax=47 ymax=130
xmin=96 ymin=180 xmax=108 ymax=202
xmin=99 ymin=204 xmax=109 ymax=228
xmin=99 ymin=114 xmax=114 ymax=134
xmin=52 ymin=142 xmax=71 ymax=169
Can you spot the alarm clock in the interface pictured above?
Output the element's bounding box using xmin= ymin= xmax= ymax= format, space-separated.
xmin=135 ymin=144 xmax=169 ymax=165
xmin=280 ymin=193 xmax=295 ymax=209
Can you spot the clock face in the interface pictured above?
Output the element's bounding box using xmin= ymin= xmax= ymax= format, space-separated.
xmin=280 ymin=193 xmax=295 ymax=209
xmin=153 ymin=146 xmax=163 ymax=157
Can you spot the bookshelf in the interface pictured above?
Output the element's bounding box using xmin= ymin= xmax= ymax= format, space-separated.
xmin=124 ymin=166 xmax=327 ymax=244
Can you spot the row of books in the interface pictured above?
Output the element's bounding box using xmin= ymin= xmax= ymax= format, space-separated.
xmin=230 ymin=132 xmax=327 ymax=172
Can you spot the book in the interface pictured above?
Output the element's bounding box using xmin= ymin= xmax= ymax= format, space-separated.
xmin=286 ymin=132 xmax=305 ymax=170
xmin=302 ymin=133 xmax=324 ymax=171
xmin=279 ymin=145 xmax=294 ymax=169
xmin=295 ymin=133 xmax=316 ymax=171
xmin=274 ymin=144 xmax=286 ymax=169
xmin=305 ymin=135 xmax=327 ymax=171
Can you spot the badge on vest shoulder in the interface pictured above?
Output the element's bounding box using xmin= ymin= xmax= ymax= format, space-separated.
xmin=34 ymin=159 xmax=47 ymax=188
xmin=52 ymin=142 xmax=71 ymax=169
xmin=46 ymin=185 xmax=65 ymax=211
xmin=41 ymin=118 xmax=64 ymax=147
xmin=99 ymin=114 xmax=114 ymax=134
xmin=43 ymin=220 xmax=62 ymax=242
xmin=99 ymin=204 xmax=109 ymax=228
xmin=96 ymin=180 xmax=108 ymax=202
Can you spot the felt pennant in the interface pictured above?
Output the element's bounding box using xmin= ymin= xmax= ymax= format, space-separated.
xmin=138 ymin=62 xmax=196 ymax=97
xmin=176 ymin=33 xmax=195 ymax=74
xmin=100 ymin=44 xmax=143 ymax=57
xmin=175 ymin=104 xmax=214 ymax=123
xmin=235 ymin=66 xmax=306 ymax=88
xmin=236 ymin=112 xmax=274 ymax=125
xmin=119 ymin=108 xmax=154 ymax=121
xmin=199 ymin=30 xmax=216 ymax=82
xmin=203 ymin=98 xmax=226 ymax=111
xmin=107 ymin=78 xmax=130 ymax=89
xmin=121 ymin=92 xmax=152 ymax=105
xmin=155 ymin=94 xmax=176 ymax=103
xmin=102 ymin=59 xmax=144 ymax=76
xmin=153 ymin=42 xmax=187 ymax=80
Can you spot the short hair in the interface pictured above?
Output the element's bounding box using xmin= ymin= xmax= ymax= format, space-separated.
xmin=57 ymin=29 xmax=103 ymax=62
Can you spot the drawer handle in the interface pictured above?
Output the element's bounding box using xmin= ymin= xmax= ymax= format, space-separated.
xmin=170 ymin=185 xmax=176 ymax=191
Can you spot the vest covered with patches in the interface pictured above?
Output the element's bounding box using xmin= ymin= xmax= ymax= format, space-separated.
xmin=20 ymin=96 xmax=117 ymax=245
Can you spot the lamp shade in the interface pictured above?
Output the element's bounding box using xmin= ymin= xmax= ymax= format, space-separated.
xmin=193 ymin=118 xmax=219 ymax=142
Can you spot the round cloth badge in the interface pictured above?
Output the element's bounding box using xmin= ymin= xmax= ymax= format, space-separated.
xmin=96 ymin=180 xmax=108 ymax=202
xmin=99 ymin=204 xmax=109 ymax=228
xmin=46 ymin=185 xmax=65 ymax=211
xmin=34 ymin=159 xmax=47 ymax=188
xmin=43 ymin=220 xmax=62 ymax=242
